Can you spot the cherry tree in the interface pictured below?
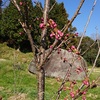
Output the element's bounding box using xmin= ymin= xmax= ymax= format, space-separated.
xmin=6 ymin=0 xmax=100 ymax=100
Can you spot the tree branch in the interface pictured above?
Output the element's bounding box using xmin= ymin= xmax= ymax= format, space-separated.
xmin=63 ymin=0 xmax=85 ymax=34
xmin=49 ymin=0 xmax=56 ymax=12
xmin=77 ymin=0 xmax=97 ymax=50
xmin=57 ymin=0 xmax=85 ymax=52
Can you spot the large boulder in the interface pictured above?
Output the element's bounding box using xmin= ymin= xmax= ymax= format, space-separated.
xmin=29 ymin=49 xmax=88 ymax=80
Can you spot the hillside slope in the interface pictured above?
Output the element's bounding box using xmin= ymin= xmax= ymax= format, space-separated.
xmin=0 ymin=43 xmax=100 ymax=100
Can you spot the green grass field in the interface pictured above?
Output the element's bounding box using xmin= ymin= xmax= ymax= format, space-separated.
xmin=0 ymin=43 xmax=100 ymax=100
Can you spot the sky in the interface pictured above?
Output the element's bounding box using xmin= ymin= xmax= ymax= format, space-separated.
xmin=37 ymin=0 xmax=100 ymax=38
xmin=2 ymin=0 xmax=100 ymax=38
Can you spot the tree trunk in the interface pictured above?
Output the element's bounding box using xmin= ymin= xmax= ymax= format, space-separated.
xmin=37 ymin=68 xmax=45 ymax=100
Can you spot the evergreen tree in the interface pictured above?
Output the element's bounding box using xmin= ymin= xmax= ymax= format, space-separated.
xmin=0 ymin=0 xmax=34 ymax=51
xmin=0 ymin=0 xmax=2 ymax=18
xmin=49 ymin=1 xmax=76 ymax=32
xmin=79 ymin=36 xmax=100 ymax=67
xmin=0 ymin=0 xmax=2 ymax=41
xmin=0 ymin=0 xmax=76 ymax=52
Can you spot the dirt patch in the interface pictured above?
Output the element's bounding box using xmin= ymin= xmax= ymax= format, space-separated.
xmin=8 ymin=93 xmax=28 ymax=100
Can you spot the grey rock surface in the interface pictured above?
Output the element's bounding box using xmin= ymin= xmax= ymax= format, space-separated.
xmin=29 ymin=49 xmax=88 ymax=80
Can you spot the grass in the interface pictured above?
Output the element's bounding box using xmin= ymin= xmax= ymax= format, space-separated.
xmin=0 ymin=43 xmax=100 ymax=100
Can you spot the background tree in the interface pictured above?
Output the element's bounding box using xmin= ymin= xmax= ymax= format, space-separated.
xmin=0 ymin=0 xmax=2 ymax=17
xmin=79 ymin=36 xmax=100 ymax=67
xmin=0 ymin=0 xmax=34 ymax=52
xmin=0 ymin=0 xmax=76 ymax=52
xmin=0 ymin=0 xmax=2 ymax=43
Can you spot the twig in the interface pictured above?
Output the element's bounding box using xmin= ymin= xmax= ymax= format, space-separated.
xmin=35 ymin=1 xmax=43 ymax=12
xmin=81 ymin=40 xmax=96 ymax=56
xmin=77 ymin=0 xmax=97 ymax=50
xmin=39 ymin=0 xmax=50 ymax=68
xmin=90 ymin=76 xmax=100 ymax=88
xmin=41 ymin=0 xmax=50 ymax=40
xmin=88 ymin=46 xmax=100 ymax=77
xmin=74 ymin=31 xmax=100 ymax=100
xmin=57 ymin=0 xmax=85 ymax=51
xmin=10 ymin=0 xmax=21 ymax=14
xmin=49 ymin=0 xmax=57 ymax=12
xmin=18 ymin=19 xmax=35 ymax=53
xmin=55 ymin=52 xmax=86 ymax=100
xmin=63 ymin=0 xmax=85 ymax=34
xmin=96 ymin=27 xmax=100 ymax=48
xmin=55 ymin=37 xmax=72 ymax=49
xmin=55 ymin=64 xmax=73 ymax=100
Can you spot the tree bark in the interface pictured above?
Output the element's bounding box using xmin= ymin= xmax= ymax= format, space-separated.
xmin=37 ymin=68 xmax=45 ymax=100
xmin=37 ymin=0 xmax=50 ymax=100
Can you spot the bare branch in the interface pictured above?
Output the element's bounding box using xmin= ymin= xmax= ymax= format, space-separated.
xmin=74 ymin=37 xmax=100 ymax=100
xmin=38 ymin=40 xmax=58 ymax=68
xmin=10 ymin=0 xmax=21 ymax=12
xmin=41 ymin=0 xmax=50 ymax=40
xmin=88 ymin=46 xmax=100 ymax=77
xmin=57 ymin=0 xmax=85 ymax=52
xmin=96 ymin=27 xmax=100 ymax=48
xmin=10 ymin=0 xmax=35 ymax=54
xmin=90 ymin=76 xmax=100 ymax=88
xmin=55 ymin=65 xmax=73 ymax=100
xmin=77 ymin=0 xmax=97 ymax=50
xmin=81 ymin=40 xmax=96 ymax=56
xmin=49 ymin=0 xmax=56 ymax=12
xmin=18 ymin=19 xmax=35 ymax=54
xmin=34 ymin=1 xmax=43 ymax=12
xmin=38 ymin=0 xmax=50 ymax=68
xmin=63 ymin=0 xmax=85 ymax=34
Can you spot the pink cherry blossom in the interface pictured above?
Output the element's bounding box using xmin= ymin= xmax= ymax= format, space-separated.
xmin=50 ymin=34 xmax=53 ymax=38
xmin=19 ymin=2 xmax=23 ymax=6
xmin=53 ymin=23 xmax=57 ymax=28
xmin=50 ymin=25 xmax=54 ymax=28
xmin=66 ymin=33 xmax=70 ymax=37
xmin=70 ymin=92 xmax=75 ymax=98
xmin=50 ymin=45 xmax=53 ymax=49
xmin=50 ymin=33 xmax=55 ymax=38
xmin=57 ymin=30 xmax=64 ymax=37
xmin=50 ymin=23 xmax=57 ymax=28
xmin=39 ymin=23 xmax=45 ymax=29
xmin=40 ymin=17 xmax=44 ymax=22
xmin=83 ymin=80 xmax=89 ymax=86
xmin=55 ymin=34 xmax=61 ymax=40
xmin=82 ymin=91 xmax=86 ymax=95
xmin=52 ymin=21 xmax=55 ymax=25
xmin=71 ymin=45 xmax=76 ymax=50
xmin=19 ymin=32 xmax=23 ymax=35
xmin=75 ymin=33 xmax=78 ymax=36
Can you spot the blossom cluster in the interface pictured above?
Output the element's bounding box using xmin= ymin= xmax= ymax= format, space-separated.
xmin=39 ymin=18 xmax=64 ymax=40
